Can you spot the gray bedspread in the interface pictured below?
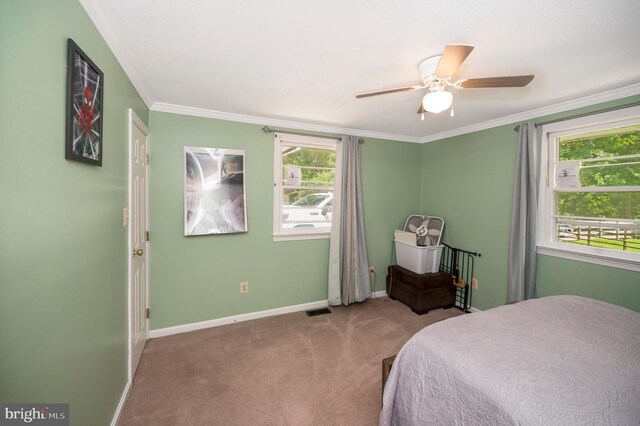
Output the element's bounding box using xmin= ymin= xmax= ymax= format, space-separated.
xmin=380 ymin=296 xmax=640 ymax=425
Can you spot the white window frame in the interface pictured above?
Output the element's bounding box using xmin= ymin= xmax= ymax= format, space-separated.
xmin=273 ymin=133 xmax=337 ymax=241
xmin=537 ymin=105 xmax=640 ymax=272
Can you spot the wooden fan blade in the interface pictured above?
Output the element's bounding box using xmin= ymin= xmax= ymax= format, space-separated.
xmin=460 ymin=75 xmax=534 ymax=88
xmin=356 ymin=85 xmax=424 ymax=98
xmin=417 ymin=103 xmax=425 ymax=114
xmin=435 ymin=44 xmax=475 ymax=77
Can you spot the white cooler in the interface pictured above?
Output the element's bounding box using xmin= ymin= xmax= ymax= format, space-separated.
xmin=394 ymin=239 xmax=443 ymax=274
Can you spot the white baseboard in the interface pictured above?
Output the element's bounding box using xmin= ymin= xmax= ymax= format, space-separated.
xmin=149 ymin=292 xmax=392 ymax=339
xmin=110 ymin=379 xmax=131 ymax=426
xmin=149 ymin=299 xmax=330 ymax=338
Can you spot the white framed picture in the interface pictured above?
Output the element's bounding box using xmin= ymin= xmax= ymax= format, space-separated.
xmin=184 ymin=146 xmax=247 ymax=236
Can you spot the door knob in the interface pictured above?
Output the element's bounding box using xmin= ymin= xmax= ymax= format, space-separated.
xmin=132 ymin=248 xmax=144 ymax=257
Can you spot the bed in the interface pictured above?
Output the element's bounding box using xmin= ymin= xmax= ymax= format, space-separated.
xmin=380 ymin=295 xmax=640 ymax=425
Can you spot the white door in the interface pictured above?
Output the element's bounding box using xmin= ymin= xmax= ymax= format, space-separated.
xmin=128 ymin=109 xmax=149 ymax=379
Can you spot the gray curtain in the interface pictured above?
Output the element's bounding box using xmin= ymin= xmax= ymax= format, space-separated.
xmin=328 ymin=136 xmax=370 ymax=306
xmin=507 ymin=122 xmax=542 ymax=302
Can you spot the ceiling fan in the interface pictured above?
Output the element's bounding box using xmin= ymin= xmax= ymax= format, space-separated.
xmin=355 ymin=44 xmax=534 ymax=119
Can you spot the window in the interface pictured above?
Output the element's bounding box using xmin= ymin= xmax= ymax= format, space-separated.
xmin=537 ymin=105 xmax=640 ymax=271
xmin=273 ymin=133 xmax=337 ymax=240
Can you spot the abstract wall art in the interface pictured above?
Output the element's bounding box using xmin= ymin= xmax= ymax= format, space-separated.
xmin=184 ymin=146 xmax=247 ymax=236
xmin=65 ymin=39 xmax=104 ymax=166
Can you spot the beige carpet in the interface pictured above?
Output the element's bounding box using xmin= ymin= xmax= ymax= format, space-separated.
xmin=119 ymin=296 xmax=461 ymax=425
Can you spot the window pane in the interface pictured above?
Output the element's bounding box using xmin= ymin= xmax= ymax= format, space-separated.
xmin=281 ymin=145 xmax=335 ymax=188
xmin=281 ymin=189 xmax=333 ymax=229
xmin=555 ymin=218 xmax=640 ymax=253
xmin=276 ymin=135 xmax=337 ymax=236
xmin=557 ymin=191 xmax=640 ymax=219
xmin=558 ymin=125 xmax=640 ymax=161
xmin=282 ymin=145 xmax=336 ymax=168
xmin=281 ymin=166 xmax=334 ymax=188
xmin=542 ymin=108 xmax=640 ymax=260
xmin=578 ymin=163 xmax=640 ymax=187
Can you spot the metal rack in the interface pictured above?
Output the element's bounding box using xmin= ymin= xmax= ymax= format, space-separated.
xmin=439 ymin=243 xmax=481 ymax=312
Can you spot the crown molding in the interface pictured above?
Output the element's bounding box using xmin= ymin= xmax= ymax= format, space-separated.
xmin=79 ymin=0 xmax=153 ymax=108
xmin=152 ymin=83 xmax=640 ymax=144
xmin=151 ymin=102 xmax=420 ymax=143
xmin=419 ymin=82 xmax=640 ymax=143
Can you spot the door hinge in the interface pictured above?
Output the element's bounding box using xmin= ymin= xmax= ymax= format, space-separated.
xmin=145 ymin=308 xmax=150 ymax=319
xmin=145 ymin=230 xmax=150 ymax=241
xmin=145 ymin=154 xmax=150 ymax=165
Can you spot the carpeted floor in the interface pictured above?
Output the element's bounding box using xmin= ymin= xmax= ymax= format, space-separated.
xmin=119 ymin=296 xmax=461 ymax=425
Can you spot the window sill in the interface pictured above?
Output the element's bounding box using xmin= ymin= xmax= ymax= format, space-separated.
xmin=273 ymin=232 xmax=330 ymax=242
xmin=537 ymin=245 xmax=640 ymax=272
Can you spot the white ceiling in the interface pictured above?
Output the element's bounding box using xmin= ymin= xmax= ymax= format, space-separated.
xmin=81 ymin=0 xmax=640 ymax=142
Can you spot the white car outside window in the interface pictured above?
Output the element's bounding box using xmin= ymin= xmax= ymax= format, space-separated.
xmin=282 ymin=193 xmax=333 ymax=228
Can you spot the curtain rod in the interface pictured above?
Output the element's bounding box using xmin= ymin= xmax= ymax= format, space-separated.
xmin=262 ymin=126 xmax=364 ymax=144
xmin=513 ymin=101 xmax=640 ymax=132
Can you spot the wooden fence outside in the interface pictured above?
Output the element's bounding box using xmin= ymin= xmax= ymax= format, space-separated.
xmin=557 ymin=225 xmax=640 ymax=251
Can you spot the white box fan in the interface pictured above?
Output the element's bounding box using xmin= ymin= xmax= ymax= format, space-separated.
xmin=403 ymin=215 xmax=444 ymax=246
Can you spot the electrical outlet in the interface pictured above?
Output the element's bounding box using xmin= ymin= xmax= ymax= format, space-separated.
xmin=471 ymin=278 xmax=478 ymax=289
xmin=240 ymin=281 xmax=249 ymax=293
xmin=368 ymin=266 xmax=375 ymax=275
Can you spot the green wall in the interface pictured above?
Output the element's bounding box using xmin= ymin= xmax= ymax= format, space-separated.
xmin=419 ymin=125 xmax=516 ymax=310
xmin=420 ymin=96 xmax=640 ymax=312
xmin=0 ymin=1 xmax=149 ymax=425
xmin=536 ymin=255 xmax=640 ymax=310
xmin=148 ymin=112 xmax=421 ymax=329
xmin=150 ymin=96 xmax=640 ymax=328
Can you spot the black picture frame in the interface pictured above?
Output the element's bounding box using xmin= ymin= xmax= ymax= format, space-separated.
xmin=65 ymin=39 xmax=104 ymax=166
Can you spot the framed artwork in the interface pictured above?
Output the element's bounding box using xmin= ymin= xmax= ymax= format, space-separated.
xmin=184 ymin=147 xmax=247 ymax=236
xmin=65 ymin=39 xmax=104 ymax=166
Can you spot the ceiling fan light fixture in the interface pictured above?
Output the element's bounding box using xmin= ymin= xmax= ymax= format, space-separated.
xmin=422 ymin=90 xmax=453 ymax=113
